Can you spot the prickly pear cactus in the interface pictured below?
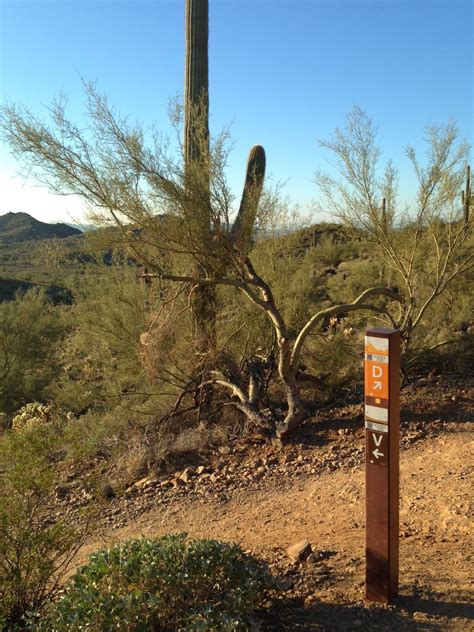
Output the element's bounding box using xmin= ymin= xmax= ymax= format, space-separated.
xmin=11 ymin=402 xmax=52 ymax=431
xmin=11 ymin=402 xmax=74 ymax=431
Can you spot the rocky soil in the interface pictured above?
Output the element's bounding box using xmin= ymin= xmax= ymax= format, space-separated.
xmin=52 ymin=377 xmax=473 ymax=630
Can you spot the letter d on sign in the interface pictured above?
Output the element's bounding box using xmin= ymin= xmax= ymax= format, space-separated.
xmin=372 ymin=365 xmax=383 ymax=378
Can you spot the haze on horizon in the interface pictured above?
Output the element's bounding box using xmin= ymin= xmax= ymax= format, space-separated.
xmin=0 ymin=0 xmax=472 ymax=224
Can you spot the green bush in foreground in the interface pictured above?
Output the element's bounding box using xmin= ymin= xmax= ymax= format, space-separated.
xmin=39 ymin=534 xmax=276 ymax=631
xmin=0 ymin=425 xmax=83 ymax=629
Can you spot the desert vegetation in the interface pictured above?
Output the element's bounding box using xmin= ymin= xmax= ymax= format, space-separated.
xmin=0 ymin=0 xmax=472 ymax=628
xmin=1 ymin=94 xmax=471 ymax=439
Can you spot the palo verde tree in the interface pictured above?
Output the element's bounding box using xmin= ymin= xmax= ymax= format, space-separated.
xmin=0 ymin=84 xmax=403 ymax=439
xmin=315 ymin=107 xmax=472 ymax=367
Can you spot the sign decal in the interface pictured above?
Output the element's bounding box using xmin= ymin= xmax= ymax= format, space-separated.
xmin=365 ymin=335 xmax=389 ymax=401
xmin=365 ymin=420 xmax=389 ymax=433
xmin=365 ymin=405 xmax=388 ymax=424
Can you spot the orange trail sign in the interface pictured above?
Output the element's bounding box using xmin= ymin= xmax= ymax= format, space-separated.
xmin=365 ymin=328 xmax=400 ymax=603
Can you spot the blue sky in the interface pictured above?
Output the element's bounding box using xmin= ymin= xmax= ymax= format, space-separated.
xmin=0 ymin=0 xmax=472 ymax=223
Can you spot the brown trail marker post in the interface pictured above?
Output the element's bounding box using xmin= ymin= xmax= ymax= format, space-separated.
xmin=365 ymin=328 xmax=400 ymax=603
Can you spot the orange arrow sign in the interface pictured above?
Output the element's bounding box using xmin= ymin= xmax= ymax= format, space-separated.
xmin=365 ymin=336 xmax=389 ymax=400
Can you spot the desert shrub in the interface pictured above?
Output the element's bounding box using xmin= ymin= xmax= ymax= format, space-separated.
xmin=403 ymin=263 xmax=474 ymax=371
xmin=0 ymin=288 xmax=67 ymax=415
xmin=61 ymin=409 xmax=122 ymax=461
xmin=301 ymin=230 xmax=362 ymax=268
xmin=39 ymin=534 xmax=275 ymax=631
xmin=0 ymin=425 xmax=83 ymax=628
xmin=301 ymin=329 xmax=363 ymax=402
xmin=61 ymin=406 xmax=155 ymax=481
xmin=316 ymin=109 xmax=472 ymax=370
xmin=326 ymin=259 xmax=380 ymax=305
xmin=53 ymin=266 xmax=152 ymax=414
xmin=62 ymin=402 xmax=240 ymax=487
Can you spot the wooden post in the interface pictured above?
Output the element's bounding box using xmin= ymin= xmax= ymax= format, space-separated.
xmin=365 ymin=328 xmax=400 ymax=603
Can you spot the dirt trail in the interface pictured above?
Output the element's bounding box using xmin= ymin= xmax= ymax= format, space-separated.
xmin=77 ymin=425 xmax=473 ymax=630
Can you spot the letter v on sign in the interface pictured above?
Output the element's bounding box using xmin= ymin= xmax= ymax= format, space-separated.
xmin=372 ymin=433 xmax=383 ymax=447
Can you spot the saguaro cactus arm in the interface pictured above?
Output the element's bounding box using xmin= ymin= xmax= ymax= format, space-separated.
xmin=462 ymin=165 xmax=471 ymax=226
xmin=231 ymin=144 xmax=266 ymax=254
xmin=184 ymin=2 xmax=266 ymax=262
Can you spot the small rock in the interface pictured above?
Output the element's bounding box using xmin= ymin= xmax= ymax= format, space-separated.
xmin=133 ymin=477 xmax=147 ymax=488
xmin=287 ymin=539 xmax=312 ymax=562
xmin=278 ymin=578 xmax=294 ymax=591
xmin=413 ymin=611 xmax=428 ymax=621
xmin=172 ymin=477 xmax=186 ymax=488
xmin=179 ymin=470 xmax=191 ymax=484
xmin=101 ymin=484 xmax=115 ymax=499
xmin=134 ymin=477 xmax=157 ymax=489
xmin=54 ymin=484 xmax=71 ymax=499
xmin=263 ymin=456 xmax=277 ymax=466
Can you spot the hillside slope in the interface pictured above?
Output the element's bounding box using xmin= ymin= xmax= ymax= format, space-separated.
xmin=0 ymin=212 xmax=82 ymax=241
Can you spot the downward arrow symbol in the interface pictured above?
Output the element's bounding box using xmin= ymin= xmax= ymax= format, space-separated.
xmin=372 ymin=448 xmax=384 ymax=459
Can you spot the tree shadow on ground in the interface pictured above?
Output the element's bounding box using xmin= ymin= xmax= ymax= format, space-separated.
xmin=397 ymin=593 xmax=474 ymax=619
xmin=260 ymin=591 xmax=474 ymax=631
xmin=281 ymin=385 xmax=473 ymax=450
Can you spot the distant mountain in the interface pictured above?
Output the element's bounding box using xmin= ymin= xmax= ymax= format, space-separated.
xmin=0 ymin=212 xmax=82 ymax=242
xmin=47 ymin=219 xmax=97 ymax=232
xmin=64 ymin=222 xmax=97 ymax=232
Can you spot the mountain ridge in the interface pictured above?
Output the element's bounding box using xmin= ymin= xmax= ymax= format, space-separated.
xmin=0 ymin=212 xmax=83 ymax=242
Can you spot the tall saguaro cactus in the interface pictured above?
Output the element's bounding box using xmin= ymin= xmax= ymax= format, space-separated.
xmin=184 ymin=0 xmax=214 ymax=350
xmin=184 ymin=0 xmax=209 ymax=167
xmin=183 ymin=0 xmax=267 ymax=351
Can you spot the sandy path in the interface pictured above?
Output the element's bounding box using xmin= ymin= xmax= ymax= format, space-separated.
xmin=77 ymin=428 xmax=473 ymax=629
